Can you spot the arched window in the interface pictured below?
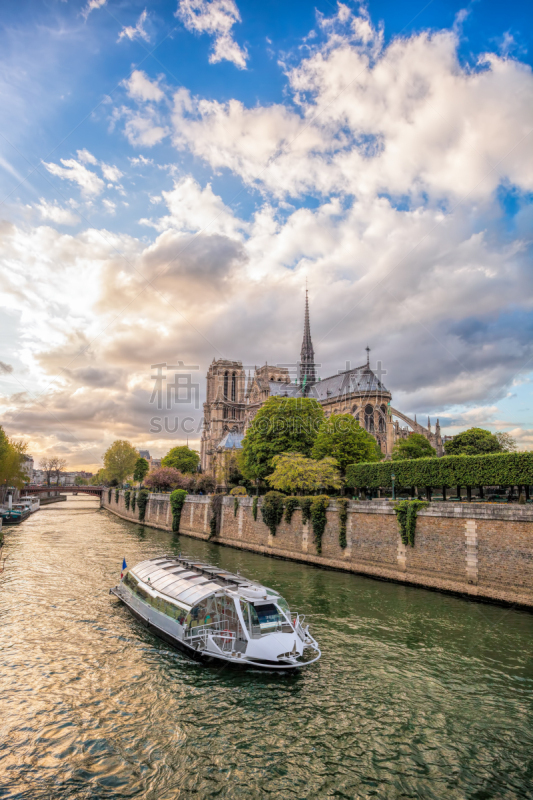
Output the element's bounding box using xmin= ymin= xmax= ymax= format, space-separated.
xmin=223 ymin=406 xmax=228 ymax=419
xmin=231 ymin=372 xmax=236 ymax=402
xmin=365 ymin=404 xmax=374 ymax=432
xmin=224 ymin=371 xmax=229 ymax=399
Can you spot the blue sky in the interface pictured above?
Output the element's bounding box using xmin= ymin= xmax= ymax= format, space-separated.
xmin=1 ymin=0 xmax=532 ymax=467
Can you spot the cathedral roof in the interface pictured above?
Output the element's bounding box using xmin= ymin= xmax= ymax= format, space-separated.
xmin=267 ymin=381 xmax=303 ymax=398
xmin=308 ymin=365 xmax=389 ymax=402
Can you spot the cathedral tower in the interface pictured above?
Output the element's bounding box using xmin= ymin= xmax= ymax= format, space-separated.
xmin=300 ymin=290 xmax=316 ymax=385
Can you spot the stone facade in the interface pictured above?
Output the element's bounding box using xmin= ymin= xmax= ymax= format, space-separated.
xmin=102 ymin=492 xmax=533 ymax=609
xmin=200 ymin=294 xmax=444 ymax=475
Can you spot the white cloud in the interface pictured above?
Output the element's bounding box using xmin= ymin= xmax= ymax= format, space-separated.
xmin=143 ymin=176 xmax=247 ymax=237
xmin=171 ymin=6 xmax=533 ymax=202
xmin=129 ymin=155 xmax=154 ymax=166
xmin=124 ymin=111 xmax=169 ymax=147
xmin=82 ymin=0 xmax=107 ymax=20
xmin=43 ymin=157 xmax=105 ymax=196
xmin=123 ymin=70 xmax=165 ymax=103
xmin=103 ymin=198 xmax=116 ymax=214
xmin=101 ymin=163 xmax=123 ymax=182
xmin=177 ymin=0 xmax=248 ymax=69
xmin=34 ymin=199 xmax=80 ymax=226
xmin=77 ymin=149 xmax=98 ymax=165
xmin=118 ymin=9 xmax=150 ymax=43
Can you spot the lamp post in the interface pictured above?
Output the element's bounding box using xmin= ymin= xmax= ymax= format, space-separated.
xmin=391 ymin=472 xmax=396 ymax=501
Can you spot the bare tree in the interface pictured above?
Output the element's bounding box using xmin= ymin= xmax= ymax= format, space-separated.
xmin=39 ymin=458 xmax=54 ymax=486
xmin=39 ymin=457 xmax=68 ymax=485
xmin=53 ymin=458 xmax=67 ymax=485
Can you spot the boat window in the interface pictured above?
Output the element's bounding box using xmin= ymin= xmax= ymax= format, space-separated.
xmin=252 ymin=603 xmax=285 ymax=633
xmin=239 ymin=599 xmax=251 ymax=634
xmin=184 ymin=602 xmax=207 ymax=635
xmin=276 ymin=597 xmax=291 ymax=619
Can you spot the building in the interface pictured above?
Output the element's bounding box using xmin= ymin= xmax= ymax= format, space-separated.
xmin=21 ymin=454 xmax=34 ymax=483
xmin=200 ymin=292 xmax=444 ymax=476
xmin=139 ymin=450 xmax=162 ymax=471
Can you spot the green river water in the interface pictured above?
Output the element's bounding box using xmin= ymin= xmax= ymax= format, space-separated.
xmin=0 ymin=495 xmax=532 ymax=799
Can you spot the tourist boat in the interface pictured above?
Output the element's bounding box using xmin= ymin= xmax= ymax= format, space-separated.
xmin=18 ymin=496 xmax=41 ymax=513
xmin=110 ymin=555 xmax=321 ymax=670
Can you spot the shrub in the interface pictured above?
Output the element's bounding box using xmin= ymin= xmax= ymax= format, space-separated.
xmin=195 ymin=474 xmax=216 ymax=494
xmin=261 ymin=491 xmax=285 ymax=536
xmin=209 ymin=494 xmax=224 ymax=539
xmin=252 ymin=495 xmax=258 ymax=521
xmin=284 ymin=497 xmax=300 ymax=524
xmin=145 ymin=467 xmax=192 ymax=493
xmin=300 ymin=497 xmax=312 ymax=524
xmin=230 ymin=486 xmax=247 ymax=495
xmin=137 ymin=489 xmax=150 ymax=522
xmin=310 ymin=495 xmax=330 ymax=554
xmin=233 ymin=496 xmax=239 ymax=516
xmin=124 ymin=490 xmax=131 ymax=511
xmin=337 ymin=498 xmax=349 ymax=549
xmin=346 ymin=451 xmax=533 ymax=491
xmin=170 ymin=489 xmax=188 ymax=533
xmin=115 ymin=488 xmax=119 ymax=503
xmin=394 ymin=499 xmax=428 ymax=546
xmin=108 ymin=488 xmax=112 ymax=503
xmin=131 ymin=492 xmax=136 ymax=512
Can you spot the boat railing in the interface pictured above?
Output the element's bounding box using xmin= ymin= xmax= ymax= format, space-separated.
xmin=185 ymin=622 xmax=237 ymax=653
xmin=294 ymin=614 xmax=309 ymax=643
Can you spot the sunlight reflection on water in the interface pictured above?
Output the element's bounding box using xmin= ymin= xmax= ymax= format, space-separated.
xmin=0 ymin=496 xmax=532 ymax=799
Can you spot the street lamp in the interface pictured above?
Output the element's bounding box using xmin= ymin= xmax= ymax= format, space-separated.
xmin=391 ymin=472 xmax=396 ymax=501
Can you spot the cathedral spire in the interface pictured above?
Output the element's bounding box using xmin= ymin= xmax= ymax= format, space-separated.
xmin=300 ymin=289 xmax=316 ymax=385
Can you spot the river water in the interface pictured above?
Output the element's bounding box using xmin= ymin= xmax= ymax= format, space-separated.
xmin=1 ymin=496 xmax=532 ymax=799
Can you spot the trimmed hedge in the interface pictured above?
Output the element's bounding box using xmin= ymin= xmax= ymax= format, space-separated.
xmin=346 ymin=452 xmax=533 ymax=490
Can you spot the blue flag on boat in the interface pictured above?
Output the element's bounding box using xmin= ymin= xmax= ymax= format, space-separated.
xmin=121 ymin=557 xmax=127 ymax=578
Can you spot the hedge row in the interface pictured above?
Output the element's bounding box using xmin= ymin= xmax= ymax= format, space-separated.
xmin=345 ymin=452 xmax=533 ymax=489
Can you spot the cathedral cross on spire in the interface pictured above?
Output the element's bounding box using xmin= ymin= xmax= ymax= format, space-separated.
xmin=300 ymin=289 xmax=316 ymax=385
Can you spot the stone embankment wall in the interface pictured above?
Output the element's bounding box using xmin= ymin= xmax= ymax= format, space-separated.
xmin=101 ymin=492 xmax=533 ymax=609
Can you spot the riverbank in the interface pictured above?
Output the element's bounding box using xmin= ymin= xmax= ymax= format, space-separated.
xmin=101 ymin=492 xmax=533 ymax=609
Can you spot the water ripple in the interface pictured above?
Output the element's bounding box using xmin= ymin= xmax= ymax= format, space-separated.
xmin=0 ymin=497 xmax=532 ymax=799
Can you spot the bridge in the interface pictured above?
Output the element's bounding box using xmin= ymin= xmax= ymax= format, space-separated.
xmin=23 ymin=485 xmax=105 ymax=496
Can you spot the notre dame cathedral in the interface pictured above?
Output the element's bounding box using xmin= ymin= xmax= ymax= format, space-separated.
xmin=200 ymin=292 xmax=444 ymax=476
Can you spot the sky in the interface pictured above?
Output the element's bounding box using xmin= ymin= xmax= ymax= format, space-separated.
xmin=1 ymin=0 xmax=533 ymax=471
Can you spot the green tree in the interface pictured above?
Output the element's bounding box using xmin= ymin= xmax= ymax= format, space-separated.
xmin=103 ymin=440 xmax=139 ymax=484
xmin=495 ymin=432 xmax=518 ymax=452
xmin=392 ymin=433 xmax=437 ymax=460
xmin=267 ymin=453 xmax=342 ymax=494
xmin=161 ymin=446 xmax=200 ymax=474
xmin=90 ymin=468 xmax=108 ymax=485
xmin=74 ymin=475 xmax=88 ymax=485
xmin=0 ymin=426 xmax=27 ymax=493
xmin=240 ymin=396 xmax=325 ymax=482
xmin=312 ymin=414 xmax=381 ymax=474
xmin=445 ymin=427 xmax=502 ymax=456
xmin=133 ymin=457 xmax=150 ymax=484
